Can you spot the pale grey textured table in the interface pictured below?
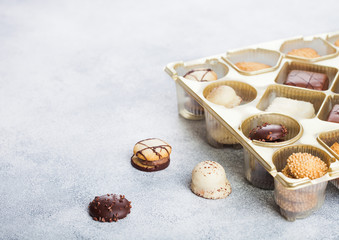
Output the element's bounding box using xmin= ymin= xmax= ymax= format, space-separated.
xmin=0 ymin=0 xmax=338 ymax=239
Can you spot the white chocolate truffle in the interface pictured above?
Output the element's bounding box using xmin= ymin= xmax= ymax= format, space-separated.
xmin=191 ymin=161 xmax=231 ymax=199
xmin=206 ymin=85 xmax=242 ymax=108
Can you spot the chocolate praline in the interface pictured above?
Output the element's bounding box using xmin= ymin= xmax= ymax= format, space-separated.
xmin=88 ymin=194 xmax=131 ymax=222
xmin=284 ymin=70 xmax=329 ymax=91
xmin=249 ymin=123 xmax=288 ymax=142
xmin=327 ymin=104 xmax=339 ymax=123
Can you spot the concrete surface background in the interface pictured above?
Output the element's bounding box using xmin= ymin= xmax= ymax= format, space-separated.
xmin=0 ymin=0 xmax=338 ymax=239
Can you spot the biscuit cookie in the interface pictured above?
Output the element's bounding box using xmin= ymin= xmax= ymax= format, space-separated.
xmin=287 ymin=48 xmax=320 ymax=58
xmin=183 ymin=68 xmax=218 ymax=82
xmin=335 ymin=39 xmax=339 ymax=47
xmin=235 ymin=62 xmax=271 ymax=72
xmin=131 ymin=138 xmax=171 ymax=172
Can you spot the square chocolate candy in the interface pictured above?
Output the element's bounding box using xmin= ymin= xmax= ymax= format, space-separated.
xmin=327 ymin=104 xmax=339 ymax=123
xmin=284 ymin=70 xmax=329 ymax=90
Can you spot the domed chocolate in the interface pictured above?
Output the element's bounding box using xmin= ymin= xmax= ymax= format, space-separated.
xmin=191 ymin=161 xmax=231 ymax=199
xmin=249 ymin=123 xmax=287 ymax=142
xmin=88 ymin=194 xmax=131 ymax=222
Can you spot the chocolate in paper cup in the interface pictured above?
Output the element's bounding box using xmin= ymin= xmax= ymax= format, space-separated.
xmin=203 ymin=81 xmax=257 ymax=147
xmin=169 ymin=58 xmax=229 ymax=120
xmin=244 ymin=149 xmax=274 ymax=190
xmin=272 ymin=144 xmax=333 ymax=173
xmin=257 ymin=84 xmax=326 ymax=118
xmin=274 ymin=61 xmax=338 ymax=91
xmin=280 ymin=37 xmax=338 ymax=62
xmin=272 ymin=144 xmax=332 ymax=221
xmin=223 ymin=48 xmax=282 ymax=75
xmin=203 ymin=80 xmax=257 ymax=104
xmin=240 ymin=113 xmax=302 ymax=148
xmin=318 ymin=95 xmax=339 ymax=122
xmin=241 ymin=113 xmax=302 ymax=189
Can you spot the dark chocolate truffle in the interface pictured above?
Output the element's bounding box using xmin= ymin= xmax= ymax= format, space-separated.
xmin=88 ymin=194 xmax=131 ymax=222
xmin=249 ymin=123 xmax=288 ymax=142
xmin=284 ymin=70 xmax=329 ymax=91
xmin=327 ymin=104 xmax=339 ymax=123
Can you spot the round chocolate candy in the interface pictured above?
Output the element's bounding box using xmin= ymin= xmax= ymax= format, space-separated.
xmin=88 ymin=194 xmax=131 ymax=222
xmin=249 ymin=123 xmax=287 ymax=142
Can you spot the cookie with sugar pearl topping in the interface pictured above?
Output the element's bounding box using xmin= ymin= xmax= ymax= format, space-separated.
xmin=183 ymin=68 xmax=218 ymax=82
xmin=191 ymin=161 xmax=231 ymax=199
xmin=131 ymin=138 xmax=171 ymax=172
xmin=88 ymin=194 xmax=131 ymax=222
xmin=285 ymin=152 xmax=328 ymax=180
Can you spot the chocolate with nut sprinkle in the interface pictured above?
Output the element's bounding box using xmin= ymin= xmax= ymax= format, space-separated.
xmin=88 ymin=194 xmax=131 ymax=222
xmin=249 ymin=123 xmax=288 ymax=142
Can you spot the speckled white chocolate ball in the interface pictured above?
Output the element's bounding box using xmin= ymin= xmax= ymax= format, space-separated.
xmin=191 ymin=161 xmax=231 ymax=199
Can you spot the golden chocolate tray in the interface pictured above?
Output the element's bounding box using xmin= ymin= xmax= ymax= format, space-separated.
xmin=165 ymin=31 xmax=339 ymax=191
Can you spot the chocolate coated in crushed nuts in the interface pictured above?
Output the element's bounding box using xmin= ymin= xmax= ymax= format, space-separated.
xmin=249 ymin=123 xmax=288 ymax=142
xmin=88 ymin=194 xmax=131 ymax=222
